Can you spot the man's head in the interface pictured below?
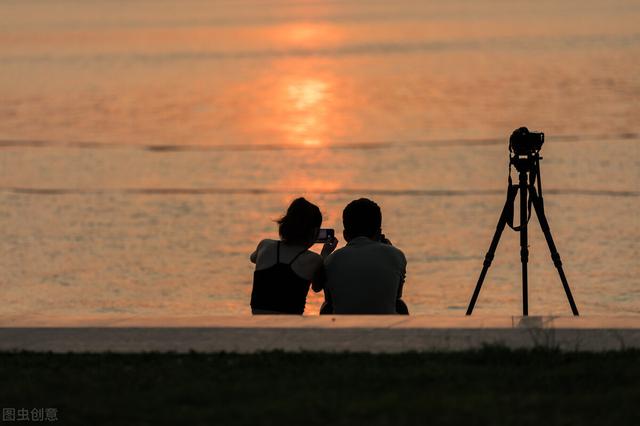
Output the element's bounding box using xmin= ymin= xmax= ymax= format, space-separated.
xmin=342 ymin=198 xmax=382 ymax=242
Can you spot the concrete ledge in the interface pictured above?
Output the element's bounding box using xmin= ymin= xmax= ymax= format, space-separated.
xmin=0 ymin=316 xmax=638 ymax=353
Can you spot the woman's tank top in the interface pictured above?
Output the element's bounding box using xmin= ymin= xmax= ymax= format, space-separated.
xmin=250 ymin=241 xmax=311 ymax=314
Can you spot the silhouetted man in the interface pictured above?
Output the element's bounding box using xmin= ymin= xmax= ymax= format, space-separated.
xmin=322 ymin=198 xmax=408 ymax=314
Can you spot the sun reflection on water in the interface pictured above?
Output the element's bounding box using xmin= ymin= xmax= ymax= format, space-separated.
xmin=287 ymin=78 xmax=328 ymax=110
xmin=282 ymin=76 xmax=332 ymax=147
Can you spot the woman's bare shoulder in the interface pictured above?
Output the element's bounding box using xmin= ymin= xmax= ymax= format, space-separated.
xmin=299 ymin=250 xmax=323 ymax=265
xmin=257 ymin=239 xmax=278 ymax=249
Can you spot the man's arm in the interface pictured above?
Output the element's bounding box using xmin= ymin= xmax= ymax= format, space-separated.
xmin=397 ymin=251 xmax=407 ymax=299
xmin=319 ymin=254 xmax=334 ymax=314
xmin=397 ymin=270 xmax=406 ymax=299
xmin=396 ymin=253 xmax=409 ymax=314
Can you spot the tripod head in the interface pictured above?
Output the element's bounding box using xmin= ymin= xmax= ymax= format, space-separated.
xmin=509 ymin=127 xmax=544 ymax=173
xmin=510 ymin=151 xmax=541 ymax=173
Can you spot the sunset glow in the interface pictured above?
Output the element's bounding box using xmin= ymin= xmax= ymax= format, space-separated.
xmin=272 ymin=22 xmax=343 ymax=47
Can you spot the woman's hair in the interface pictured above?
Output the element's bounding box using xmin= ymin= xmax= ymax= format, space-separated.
xmin=277 ymin=197 xmax=322 ymax=244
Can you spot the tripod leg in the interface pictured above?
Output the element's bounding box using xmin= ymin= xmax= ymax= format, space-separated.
xmin=466 ymin=185 xmax=519 ymax=315
xmin=519 ymin=171 xmax=529 ymax=316
xmin=529 ymin=187 xmax=580 ymax=316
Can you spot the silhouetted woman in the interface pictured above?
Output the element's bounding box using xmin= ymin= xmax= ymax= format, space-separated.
xmin=250 ymin=197 xmax=338 ymax=314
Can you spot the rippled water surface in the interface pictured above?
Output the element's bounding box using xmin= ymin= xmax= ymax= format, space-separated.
xmin=1 ymin=0 xmax=639 ymax=316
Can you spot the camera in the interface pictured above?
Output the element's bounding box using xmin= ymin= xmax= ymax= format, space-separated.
xmin=509 ymin=127 xmax=544 ymax=155
xmin=315 ymin=229 xmax=334 ymax=243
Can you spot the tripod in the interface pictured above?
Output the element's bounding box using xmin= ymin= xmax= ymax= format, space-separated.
xmin=466 ymin=151 xmax=579 ymax=316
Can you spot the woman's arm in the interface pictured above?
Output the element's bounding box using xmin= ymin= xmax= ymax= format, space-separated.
xmin=249 ymin=240 xmax=266 ymax=264
xmin=312 ymin=237 xmax=338 ymax=292
xmin=311 ymin=263 xmax=326 ymax=293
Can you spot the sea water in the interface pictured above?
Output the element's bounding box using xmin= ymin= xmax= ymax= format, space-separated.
xmin=1 ymin=0 xmax=638 ymax=316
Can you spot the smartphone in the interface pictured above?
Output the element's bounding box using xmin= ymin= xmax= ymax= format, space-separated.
xmin=315 ymin=228 xmax=335 ymax=243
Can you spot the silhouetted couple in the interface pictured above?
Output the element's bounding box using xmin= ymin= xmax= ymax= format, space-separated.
xmin=250 ymin=197 xmax=408 ymax=315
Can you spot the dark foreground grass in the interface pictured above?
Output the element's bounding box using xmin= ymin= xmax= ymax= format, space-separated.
xmin=1 ymin=347 xmax=639 ymax=426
